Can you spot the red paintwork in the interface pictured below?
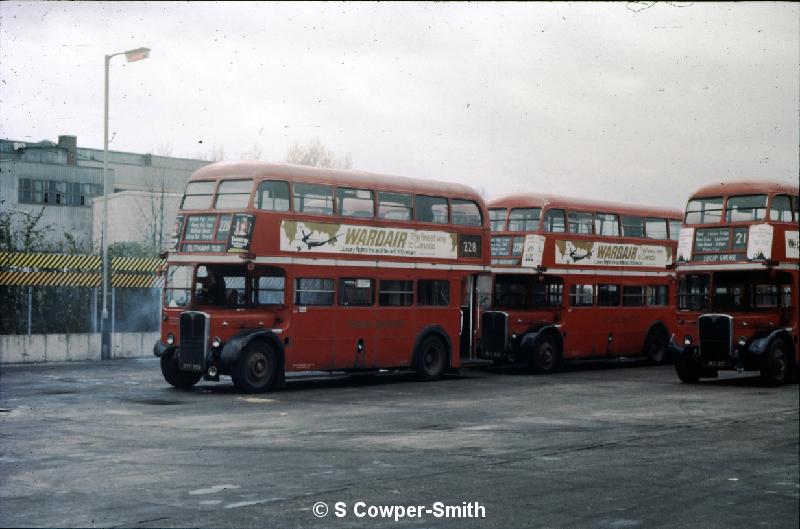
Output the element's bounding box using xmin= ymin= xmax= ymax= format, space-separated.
xmin=161 ymin=162 xmax=489 ymax=373
xmin=486 ymin=193 xmax=681 ymax=361
xmin=675 ymin=184 xmax=800 ymax=366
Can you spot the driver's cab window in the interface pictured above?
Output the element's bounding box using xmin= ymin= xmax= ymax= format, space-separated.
xmin=195 ymin=265 xmax=246 ymax=307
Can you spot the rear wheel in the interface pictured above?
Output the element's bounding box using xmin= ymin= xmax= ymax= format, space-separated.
xmin=529 ymin=336 xmax=562 ymax=374
xmin=760 ymin=340 xmax=790 ymax=386
xmin=415 ymin=335 xmax=448 ymax=381
xmin=231 ymin=341 xmax=279 ymax=393
xmin=675 ymin=354 xmax=701 ymax=383
xmin=160 ymin=354 xmax=202 ymax=389
xmin=644 ymin=329 xmax=669 ymax=365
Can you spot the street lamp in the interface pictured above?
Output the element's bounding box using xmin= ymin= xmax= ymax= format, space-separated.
xmin=101 ymin=46 xmax=151 ymax=360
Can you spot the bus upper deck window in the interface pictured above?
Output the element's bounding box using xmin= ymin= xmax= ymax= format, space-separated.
xmin=668 ymin=220 xmax=681 ymax=241
xmin=415 ymin=195 xmax=448 ymax=224
xmin=378 ymin=192 xmax=413 ymax=221
xmin=182 ymin=181 xmax=216 ymax=210
xmin=338 ymin=188 xmax=375 ymax=218
xmin=684 ymin=197 xmax=723 ymax=225
xmin=726 ymin=194 xmax=767 ymax=222
xmin=621 ymin=215 xmax=644 ymax=238
xmin=645 ymin=217 xmax=668 ymax=240
xmin=508 ymin=208 xmax=540 ymax=232
xmin=568 ymin=211 xmax=594 ymax=235
xmin=214 ymin=179 xmax=253 ymax=209
xmin=595 ymin=213 xmax=619 ymax=237
xmin=544 ymin=209 xmax=566 ymax=233
xmin=256 ymin=180 xmax=290 ymax=211
xmin=770 ymin=194 xmax=793 ymax=222
xmin=451 ymin=199 xmax=483 ymax=227
xmin=294 ymin=183 xmax=334 ymax=215
xmin=489 ymin=208 xmax=507 ymax=232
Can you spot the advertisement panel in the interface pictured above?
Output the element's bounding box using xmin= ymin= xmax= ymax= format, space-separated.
xmin=279 ymin=220 xmax=458 ymax=259
xmin=554 ymin=240 xmax=672 ymax=267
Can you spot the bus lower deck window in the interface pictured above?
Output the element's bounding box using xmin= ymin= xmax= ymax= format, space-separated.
xmin=597 ymin=284 xmax=620 ymax=306
xmin=255 ymin=275 xmax=285 ymax=305
xmin=295 ymin=278 xmax=334 ymax=305
xmin=418 ymin=280 xmax=449 ymax=306
xmin=647 ymin=285 xmax=669 ymax=306
xmin=569 ymin=285 xmax=594 ymax=307
xmin=379 ymin=280 xmax=413 ymax=306
xmin=622 ymin=286 xmax=645 ymax=307
xmin=339 ymin=278 xmax=374 ymax=306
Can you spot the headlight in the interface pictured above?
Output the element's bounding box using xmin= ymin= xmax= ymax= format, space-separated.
xmin=511 ymin=332 xmax=517 ymax=340
xmin=683 ymin=335 xmax=693 ymax=346
xmin=166 ymin=333 xmax=175 ymax=345
xmin=737 ymin=336 xmax=746 ymax=347
xmin=211 ymin=336 xmax=222 ymax=348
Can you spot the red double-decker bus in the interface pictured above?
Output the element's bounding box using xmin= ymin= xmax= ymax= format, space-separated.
xmin=478 ymin=193 xmax=682 ymax=372
xmin=671 ymin=181 xmax=799 ymax=385
xmin=154 ymin=161 xmax=489 ymax=392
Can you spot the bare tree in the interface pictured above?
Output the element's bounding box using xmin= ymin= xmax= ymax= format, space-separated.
xmin=286 ymin=138 xmax=353 ymax=169
xmin=194 ymin=144 xmax=225 ymax=161
xmin=241 ymin=143 xmax=264 ymax=160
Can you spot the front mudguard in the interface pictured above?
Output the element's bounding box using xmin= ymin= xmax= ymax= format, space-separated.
xmin=219 ymin=329 xmax=285 ymax=370
xmin=668 ymin=334 xmax=686 ymax=357
xmin=519 ymin=326 xmax=562 ymax=359
xmin=153 ymin=341 xmax=175 ymax=358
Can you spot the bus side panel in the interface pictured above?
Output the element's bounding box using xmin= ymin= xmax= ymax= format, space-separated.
xmin=374 ymin=304 xmax=415 ymax=368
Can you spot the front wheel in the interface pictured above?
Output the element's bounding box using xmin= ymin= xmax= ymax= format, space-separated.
xmin=529 ymin=336 xmax=562 ymax=374
xmin=415 ymin=335 xmax=448 ymax=381
xmin=674 ymin=355 xmax=701 ymax=383
xmin=760 ymin=340 xmax=790 ymax=386
xmin=231 ymin=341 xmax=279 ymax=393
xmin=160 ymin=354 xmax=202 ymax=389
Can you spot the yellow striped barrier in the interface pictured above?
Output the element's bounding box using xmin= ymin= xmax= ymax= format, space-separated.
xmin=0 ymin=252 xmax=165 ymax=288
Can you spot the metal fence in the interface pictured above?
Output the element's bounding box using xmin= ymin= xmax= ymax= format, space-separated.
xmin=0 ymin=252 xmax=165 ymax=335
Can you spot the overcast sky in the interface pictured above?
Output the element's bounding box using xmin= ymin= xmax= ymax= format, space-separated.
xmin=1 ymin=1 xmax=797 ymax=208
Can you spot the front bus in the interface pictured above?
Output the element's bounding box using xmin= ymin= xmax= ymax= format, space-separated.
xmin=672 ymin=182 xmax=799 ymax=385
xmin=154 ymin=161 xmax=490 ymax=393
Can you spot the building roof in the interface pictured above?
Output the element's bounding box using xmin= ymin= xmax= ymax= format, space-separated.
xmin=189 ymin=161 xmax=484 ymax=201
xmin=488 ymin=193 xmax=682 ymax=220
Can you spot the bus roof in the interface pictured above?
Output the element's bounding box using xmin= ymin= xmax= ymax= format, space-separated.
xmin=488 ymin=193 xmax=682 ymax=220
xmin=188 ymin=161 xmax=484 ymax=202
xmin=689 ymin=180 xmax=799 ymax=199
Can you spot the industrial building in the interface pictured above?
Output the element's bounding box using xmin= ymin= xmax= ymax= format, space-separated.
xmin=0 ymin=135 xmax=209 ymax=251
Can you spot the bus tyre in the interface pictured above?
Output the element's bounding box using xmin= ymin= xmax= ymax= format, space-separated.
xmin=415 ymin=335 xmax=447 ymax=381
xmin=160 ymin=354 xmax=202 ymax=389
xmin=529 ymin=336 xmax=562 ymax=374
xmin=760 ymin=340 xmax=790 ymax=386
xmin=675 ymin=355 xmax=701 ymax=383
xmin=644 ymin=329 xmax=669 ymax=365
xmin=231 ymin=341 xmax=278 ymax=393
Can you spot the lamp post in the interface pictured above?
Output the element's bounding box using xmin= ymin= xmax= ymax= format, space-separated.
xmin=101 ymin=46 xmax=151 ymax=360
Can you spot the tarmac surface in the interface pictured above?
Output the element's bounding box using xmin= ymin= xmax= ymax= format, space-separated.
xmin=1 ymin=357 xmax=798 ymax=528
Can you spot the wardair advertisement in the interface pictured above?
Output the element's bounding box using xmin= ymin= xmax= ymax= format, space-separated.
xmin=279 ymin=220 xmax=460 ymax=259
xmin=553 ymin=240 xmax=673 ymax=267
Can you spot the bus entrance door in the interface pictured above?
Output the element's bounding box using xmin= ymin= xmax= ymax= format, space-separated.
xmin=461 ymin=274 xmax=491 ymax=362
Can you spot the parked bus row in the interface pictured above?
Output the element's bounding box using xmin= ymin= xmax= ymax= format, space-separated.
xmin=153 ymin=161 xmax=799 ymax=392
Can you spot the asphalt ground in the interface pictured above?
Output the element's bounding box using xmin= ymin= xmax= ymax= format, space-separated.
xmin=1 ymin=358 xmax=798 ymax=529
